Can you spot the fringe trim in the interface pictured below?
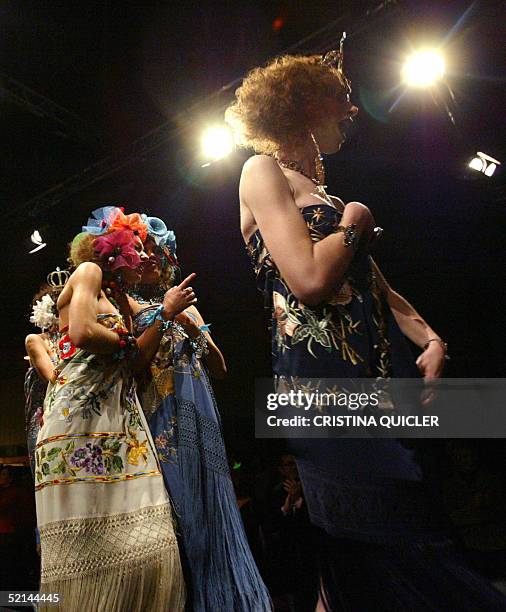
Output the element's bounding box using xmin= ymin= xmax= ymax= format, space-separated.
xmin=39 ymin=503 xmax=185 ymax=611
xmin=178 ymin=444 xmax=272 ymax=611
xmin=40 ymin=546 xmax=185 ymax=612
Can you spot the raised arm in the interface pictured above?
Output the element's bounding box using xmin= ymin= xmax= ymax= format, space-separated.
xmin=369 ymin=257 xmax=447 ymax=378
xmin=67 ymin=263 xmax=124 ymax=354
xmin=133 ymin=273 xmax=198 ymax=373
xmin=240 ymin=155 xmax=374 ymax=305
xmin=25 ymin=334 xmax=55 ymax=383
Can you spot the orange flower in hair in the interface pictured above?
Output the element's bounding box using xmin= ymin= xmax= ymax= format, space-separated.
xmin=109 ymin=209 xmax=148 ymax=241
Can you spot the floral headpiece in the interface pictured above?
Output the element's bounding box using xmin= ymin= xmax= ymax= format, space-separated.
xmin=82 ymin=206 xmax=120 ymax=235
xmin=94 ymin=230 xmax=143 ymax=272
xmin=141 ymin=214 xmax=178 ymax=268
xmin=109 ymin=209 xmax=148 ymax=242
xmin=30 ymin=294 xmax=57 ymax=331
xmin=141 ymin=215 xmax=177 ymax=252
xmin=82 ymin=206 xmax=148 ymax=242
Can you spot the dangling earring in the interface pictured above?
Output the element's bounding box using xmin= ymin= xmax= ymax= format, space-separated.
xmin=310 ymin=132 xmax=326 ymax=187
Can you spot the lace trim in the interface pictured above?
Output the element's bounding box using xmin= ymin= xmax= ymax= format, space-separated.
xmin=40 ymin=504 xmax=176 ymax=581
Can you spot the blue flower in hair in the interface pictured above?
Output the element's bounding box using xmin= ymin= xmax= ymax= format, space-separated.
xmin=82 ymin=206 xmax=120 ymax=235
xmin=141 ymin=214 xmax=177 ymax=256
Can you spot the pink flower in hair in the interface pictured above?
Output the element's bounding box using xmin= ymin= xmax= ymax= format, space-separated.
xmin=94 ymin=230 xmax=141 ymax=271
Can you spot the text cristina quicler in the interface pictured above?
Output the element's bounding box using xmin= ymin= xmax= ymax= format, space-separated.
xmin=266 ymin=414 xmax=439 ymax=428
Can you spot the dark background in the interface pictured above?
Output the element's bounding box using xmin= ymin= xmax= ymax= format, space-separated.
xmin=0 ymin=0 xmax=505 ymax=459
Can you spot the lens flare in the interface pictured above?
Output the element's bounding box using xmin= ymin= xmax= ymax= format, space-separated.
xmin=201 ymin=126 xmax=234 ymax=162
xmin=402 ymin=50 xmax=445 ymax=88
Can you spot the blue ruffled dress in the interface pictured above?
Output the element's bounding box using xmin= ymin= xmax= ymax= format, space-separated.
xmin=134 ymin=306 xmax=271 ymax=612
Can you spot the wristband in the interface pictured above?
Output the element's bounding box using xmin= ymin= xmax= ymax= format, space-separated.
xmin=335 ymin=223 xmax=358 ymax=248
xmin=142 ymin=305 xmax=173 ymax=333
xmin=153 ymin=305 xmax=173 ymax=333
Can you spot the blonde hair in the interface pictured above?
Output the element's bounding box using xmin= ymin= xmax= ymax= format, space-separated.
xmin=225 ymin=55 xmax=349 ymax=154
xmin=68 ymin=233 xmax=97 ymax=268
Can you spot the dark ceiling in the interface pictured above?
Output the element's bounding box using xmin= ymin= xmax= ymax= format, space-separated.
xmin=1 ymin=1 xmax=505 ymax=446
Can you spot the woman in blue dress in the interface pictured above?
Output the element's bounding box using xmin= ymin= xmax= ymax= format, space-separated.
xmin=225 ymin=48 xmax=506 ymax=610
xmin=129 ymin=216 xmax=271 ymax=612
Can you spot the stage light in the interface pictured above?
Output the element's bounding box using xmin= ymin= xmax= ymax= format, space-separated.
xmin=201 ymin=125 xmax=234 ymax=163
xmin=402 ymin=50 xmax=445 ymax=88
xmin=468 ymin=157 xmax=484 ymax=172
xmin=484 ymin=163 xmax=497 ymax=177
xmin=29 ymin=229 xmax=47 ymax=254
xmin=468 ymin=152 xmax=501 ymax=177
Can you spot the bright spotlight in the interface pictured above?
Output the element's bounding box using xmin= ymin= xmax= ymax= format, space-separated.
xmin=402 ymin=50 xmax=445 ymax=88
xmin=201 ymin=126 xmax=234 ymax=162
xmin=468 ymin=152 xmax=501 ymax=177
xmin=468 ymin=157 xmax=484 ymax=172
xmin=29 ymin=229 xmax=47 ymax=254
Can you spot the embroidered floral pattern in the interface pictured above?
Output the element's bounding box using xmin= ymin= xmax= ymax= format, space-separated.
xmin=247 ymin=203 xmax=392 ymax=376
xmin=154 ymin=419 xmax=177 ymax=464
xmin=35 ymin=435 xmax=125 ymax=484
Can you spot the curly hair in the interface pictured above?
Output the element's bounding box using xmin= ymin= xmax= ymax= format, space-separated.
xmin=67 ymin=232 xmax=98 ymax=269
xmin=225 ymin=55 xmax=349 ymax=154
xmin=148 ymin=238 xmax=176 ymax=288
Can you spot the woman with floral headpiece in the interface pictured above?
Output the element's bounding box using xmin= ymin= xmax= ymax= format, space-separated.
xmin=34 ymin=206 xmax=194 ymax=611
xmin=225 ymin=49 xmax=506 ymax=610
xmin=25 ymin=282 xmax=63 ymax=479
xmin=128 ymin=215 xmax=271 ymax=611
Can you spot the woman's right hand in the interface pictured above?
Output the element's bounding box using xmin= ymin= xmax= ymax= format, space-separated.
xmin=162 ymin=273 xmax=197 ymax=320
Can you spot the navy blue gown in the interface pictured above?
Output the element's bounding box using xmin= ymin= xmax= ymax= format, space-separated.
xmin=248 ymin=203 xmax=506 ymax=610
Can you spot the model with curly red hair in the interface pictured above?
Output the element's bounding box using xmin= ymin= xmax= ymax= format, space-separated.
xmin=226 ymin=51 xmax=506 ymax=610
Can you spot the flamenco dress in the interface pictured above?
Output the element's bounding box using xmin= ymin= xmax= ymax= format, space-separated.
xmin=248 ymin=202 xmax=506 ymax=610
xmin=133 ymin=305 xmax=271 ymax=611
xmin=35 ymin=313 xmax=185 ymax=611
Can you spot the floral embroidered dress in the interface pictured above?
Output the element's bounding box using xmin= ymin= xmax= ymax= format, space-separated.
xmin=134 ymin=306 xmax=271 ymax=612
xmin=248 ymin=202 xmax=506 ymax=610
xmin=35 ymin=313 xmax=185 ymax=612
xmin=247 ymin=203 xmax=438 ymax=543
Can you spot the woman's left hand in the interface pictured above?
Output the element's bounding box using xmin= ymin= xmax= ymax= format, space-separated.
xmin=416 ymin=342 xmax=446 ymax=379
xmin=416 ymin=342 xmax=446 ymax=405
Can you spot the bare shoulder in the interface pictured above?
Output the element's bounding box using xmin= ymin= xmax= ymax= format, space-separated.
xmin=71 ymin=261 xmax=102 ymax=284
xmin=240 ymin=154 xmax=292 ymax=209
xmin=59 ymin=262 xmax=102 ymax=310
xmin=25 ymin=333 xmax=42 ymax=349
xmin=242 ymin=153 xmax=278 ymax=174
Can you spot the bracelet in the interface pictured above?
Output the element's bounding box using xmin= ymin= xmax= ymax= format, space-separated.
xmin=423 ymin=338 xmax=450 ymax=360
xmin=190 ymin=332 xmax=209 ymax=359
xmin=142 ymin=305 xmax=173 ymax=334
xmin=153 ymin=305 xmax=173 ymax=333
xmin=335 ymin=223 xmax=358 ymax=248
xmin=112 ymin=329 xmax=138 ymax=361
